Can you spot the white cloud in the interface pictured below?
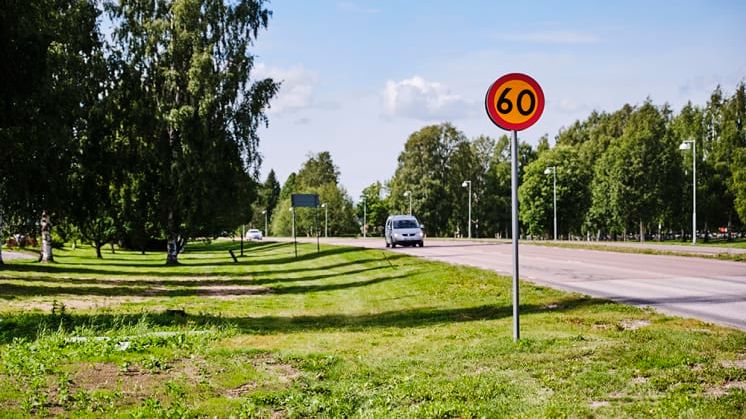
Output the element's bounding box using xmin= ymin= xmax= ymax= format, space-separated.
xmin=498 ymin=31 xmax=600 ymax=45
xmin=382 ymin=76 xmax=472 ymax=120
xmin=253 ymin=63 xmax=316 ymax=114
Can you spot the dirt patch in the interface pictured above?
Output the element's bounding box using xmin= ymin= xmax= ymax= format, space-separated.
xmin=725 ymin=381 xmax=746 ymax=390
xmin=253 ymin=356 xmax=301 ymax=384
xmin=707 ymin=380 xmax=746 ymax=397
xmin=226 ymin=382 xmax=258 ymax=398
xmin=72 ymin=362 xmax=159 ymax=397
xmin=589 ymin=400 xmax=610 ymax=408
xmin=224 ymin=355 xmax=301 ymax=399
xmin=720 ymin=359 xmax=746 ymax=369
xmin=143 ymin=284 xmax=269 ymax=300
xmin=618 ymin=319 xmax=650 ymax=330
xmin=193 ymin=285 xmax=270 ymax=300
xmin=4 ymin=296 xmax=152 ymax=312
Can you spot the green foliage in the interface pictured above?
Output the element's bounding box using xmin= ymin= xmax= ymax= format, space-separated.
xmin=105 ymin=0 xmax=279 ymax=261
xmin=272 ymin=152 xmax=357 ymax=236
xmin=520 ymin=146 xmax=592 ymax=238
xmin=388 ymin=123 xmax=468 ymax=236
xmin=358 ymin=182 xmax=389 ymax=235
xmin=0 ymin=0 xmax=105 ymax=235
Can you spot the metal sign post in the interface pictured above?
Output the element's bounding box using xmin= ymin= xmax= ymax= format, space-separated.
xmin=291 ymin=207 xmax=297 ymax=258
xmin=485 ymin=73 xmax=545 ymax=341
xmin=511 ymin=130 xmax=520 ymax=340
xmin=290 ymin=194 xmax=321 ymax=258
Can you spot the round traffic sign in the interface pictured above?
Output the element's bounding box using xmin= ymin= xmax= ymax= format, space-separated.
xmin=485 ymin=73 xmax=544 ymax=131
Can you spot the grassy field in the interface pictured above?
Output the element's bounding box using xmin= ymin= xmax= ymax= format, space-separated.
xmin=0 ymin=241 xmax=744 ymax=417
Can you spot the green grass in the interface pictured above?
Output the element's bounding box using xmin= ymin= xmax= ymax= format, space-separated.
xmin=525 ymin=240 xmax=746 ymax=262
xmin=0 ymin=240 xmax=744 ymax=417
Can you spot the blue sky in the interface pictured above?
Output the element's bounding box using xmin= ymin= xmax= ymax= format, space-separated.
xmin=252 ymin=0 xmax=746 ymax=199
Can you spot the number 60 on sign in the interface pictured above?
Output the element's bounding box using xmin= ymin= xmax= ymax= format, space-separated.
xmin=485 ymin=73 xmax=544 ymax=131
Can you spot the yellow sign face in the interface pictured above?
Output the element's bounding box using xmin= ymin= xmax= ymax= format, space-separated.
xmin=485 ymin=73 xmax=545 ymax=131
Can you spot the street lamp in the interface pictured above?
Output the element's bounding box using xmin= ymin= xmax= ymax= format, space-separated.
xmin=544 ymin=166 xmax=557 ymax=241
xmin=680 ymin=139 xmax=696 ymax=245
xmin=461 ymin=180 xmax=472 ymax=239
xmin=403 ymin=190 xmax=412 ymax=215
xmin=321 ymin=203 xmax=328 ymax=238
xmin=261 ymin=209 xmax=267 ymax=238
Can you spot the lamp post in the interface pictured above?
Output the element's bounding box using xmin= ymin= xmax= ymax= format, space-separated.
xmin=461 ymin=180 xmax=472 ymax=239
xmin=403 ymin=190 xmax=412 ymax=215
xmin=321 ymin=203 xmax=328 ymax=238
xmin=679 ymin=139 xmax=696 ymax=245
xmin=262 ymin=210 xmax=267 ymax=238
xmin=544 ymin=166 xmax=557 ymax=241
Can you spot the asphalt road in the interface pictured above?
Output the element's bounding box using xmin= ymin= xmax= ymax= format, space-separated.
xmin=291 ymin=237 xmax=746 ymax=330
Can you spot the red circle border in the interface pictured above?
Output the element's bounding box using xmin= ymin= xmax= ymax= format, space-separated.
xmin=484 ymin=73 xmax=545 ymax=131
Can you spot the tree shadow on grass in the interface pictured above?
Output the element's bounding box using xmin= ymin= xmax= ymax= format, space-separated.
xmin=0 ymin=265 xmax=401 ymax=295
xmin=0 ymin=296 xmax=607 ymax=343
xmin=0 ymin=254 xmax=407 ymax=280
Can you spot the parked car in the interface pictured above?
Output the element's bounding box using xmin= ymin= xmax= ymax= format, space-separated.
xmin=246 ymin=229 xmax=263 ymax=241
xmin=384 ymin=215 xmax=424 ymax=247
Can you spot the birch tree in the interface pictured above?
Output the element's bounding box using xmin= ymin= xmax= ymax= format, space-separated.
xmin=107 ymin=0 xmax=278 ymax=264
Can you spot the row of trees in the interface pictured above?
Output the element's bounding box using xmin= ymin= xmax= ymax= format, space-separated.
xmin=0 ymin=0 xmax=277 ymax=265
xmin=382 ymin=85 xmax=745 ymax=240
xmin=260 ymin=84 xmax=745 ymax=241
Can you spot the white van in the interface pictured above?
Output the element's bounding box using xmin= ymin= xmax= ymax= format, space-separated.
xmin=384 ymin=215 xmax=424 ymax=248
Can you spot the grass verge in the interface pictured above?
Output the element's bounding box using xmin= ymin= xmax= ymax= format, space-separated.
xmin=525 ymin=241 xmax=746 ymax=262
xmin=0 ymin=240 xmax=744 ymax=417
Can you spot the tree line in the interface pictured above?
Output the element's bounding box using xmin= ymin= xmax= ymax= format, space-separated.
xmin=264 ymin=84 xmax=746 ymax=241
xmin=0 ymin=0 xmax=277 ymax=265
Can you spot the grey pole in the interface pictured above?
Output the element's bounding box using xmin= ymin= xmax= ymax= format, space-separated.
xmin=363 ymin=197 xmax=367 ymax=238
xmin=468 ymin=181 xmax=472 ymax=239
xmin=553 ymin=167 xmax=557 ymax=241
xmin=291 ymin=207 xmax=297 ymax=258
xmin=324 ymin=204 xmax=328 ymax=238
xmin=692 ymin=139 xmax=697 ymax=245
xmin=462 ymin=180 xmax=472 ymax=239
xmin=263 ymin=210 xmax=268 ymax=238
xmin=511 ymin=130 xmax=520 ymax=341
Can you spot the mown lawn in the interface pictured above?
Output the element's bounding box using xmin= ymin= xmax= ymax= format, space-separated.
xmin=0 ymin=240 xmax=744 ymax=417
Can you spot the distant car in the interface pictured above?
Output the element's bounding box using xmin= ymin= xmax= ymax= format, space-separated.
xmin=384 ymin=215 xmax=424 ymax=248
xmin=246 ymin=229 xmax=263 ymax=241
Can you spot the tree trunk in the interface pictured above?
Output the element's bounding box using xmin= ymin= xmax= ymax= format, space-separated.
xmin=95 ymin=240 xmax=103 ymax=259
xmin=40 ymin=210 xmax=54 ymax=263
xmin=165 ymin=205 xmax=179 ymax=265
xmin=0 ymin=212 xmax=4 ymax=266
xmin=110 ymin=242 xmax=115 ymax=254
xmin=704 ymin=220 xmax=709 ymax=243
xmin=166 ymin=238 xmax=179 ymax=265
xmin=639 ymin=220 xmax=645 ymax=243
xmin=727 ymin=214 xmax=732 ymax=242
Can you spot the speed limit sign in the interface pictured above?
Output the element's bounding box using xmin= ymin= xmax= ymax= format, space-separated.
xmin=485 ymin=73 xmax=544 ymax=131
xmin=484 ymin=72 xmax=545 ymax=342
